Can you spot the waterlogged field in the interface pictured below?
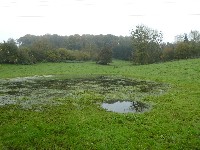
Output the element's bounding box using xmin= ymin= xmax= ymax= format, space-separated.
xmin=0 ymin=59 xmax=200 ymax=149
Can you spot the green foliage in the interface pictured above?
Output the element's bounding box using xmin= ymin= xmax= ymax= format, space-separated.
xmin=42 ymin=48 xmax=91 ymax=62
xmin=1 ymin=31 xmax=200 ymax=65
xmin=0 ymin=38 xmax=93 ymax=64
xmin=173 ymin=31 xmax=200 ymax=60
xmin=46 ymin=50 xmax=60 ymax=62
xmin=0 ymin=39 xmax=18 ymax=64
xmin=190 ymin=41 xmax=200 ymax=58
xmin=17 ymin=47 xmax=36 ymax=64
xmin=96 ymin=44 xmax=113 ymax=65
xmin=175 ymin=42 xmax=191 ymax=59
xmin=161 ymin=43 xmax=175 ymax=61
xmin=30 ymin=39 xmax=53 ymax=62
xmin=131 ymin=25 xmax=163 ymax=64
xmin=189 ymin=30 xmax=200 ymax=57
xmin=17 ymin=34 xmax=132 ymax=61
xmin=112 ymin=36 xmax=132 ymax=60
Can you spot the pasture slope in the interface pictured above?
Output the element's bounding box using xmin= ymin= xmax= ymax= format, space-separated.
xmin=0 ymin=59 xmax=200 ymax=149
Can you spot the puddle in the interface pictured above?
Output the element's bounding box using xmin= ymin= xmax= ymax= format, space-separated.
xmin=0 ymin=75 xmax=168 ymax=111
xmin=101 ymin=100 xmax=150 ymax=113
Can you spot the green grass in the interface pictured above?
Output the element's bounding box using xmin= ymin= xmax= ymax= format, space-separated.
xmin=0 ymin=59 xmax=200 ymax=149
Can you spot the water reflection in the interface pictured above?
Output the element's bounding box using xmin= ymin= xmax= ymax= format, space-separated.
xmin=101 ymin=100 xmax=150 ymax=113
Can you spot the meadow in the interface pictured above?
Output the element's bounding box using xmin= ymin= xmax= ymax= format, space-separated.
xmin=0 ymin=59 xmax=200 ymax=149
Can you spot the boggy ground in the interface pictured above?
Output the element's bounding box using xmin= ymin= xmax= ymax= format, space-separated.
xmin=0 ymin=59 xmax=200 ymax=149
xmin=0 ymin=75 xmax=167 ymax=113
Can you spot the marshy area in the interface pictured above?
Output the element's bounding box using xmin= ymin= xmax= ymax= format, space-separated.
xmin=0 ymin=59 xmax=200 ymax=149
xmin=0 ymin=75 xmax=168 ymax=113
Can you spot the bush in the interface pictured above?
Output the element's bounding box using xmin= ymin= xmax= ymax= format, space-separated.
xmin=17 ymin=47 xmax=36 ymax=64
xmin=175 ymin=42 xmax=191 ymax=59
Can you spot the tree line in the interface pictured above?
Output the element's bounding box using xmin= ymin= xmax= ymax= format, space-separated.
xmin=131 ymin=25 xmax=200 ymax=65
xmin=0 ymin=34 xmax=131 ymax=65
xmin=0 ymin=25 xmax=200 ymax=65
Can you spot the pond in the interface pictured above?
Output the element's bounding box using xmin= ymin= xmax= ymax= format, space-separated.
xmin=101 ymin=100 xmax=150 ymax=113
xmin=0 ymin=75 xmax=168 ymax=112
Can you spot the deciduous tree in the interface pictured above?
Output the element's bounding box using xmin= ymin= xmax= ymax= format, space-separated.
xmin=131 ymin=25 xmax=163 ymax=64
xmin=96 ymin=43 xmax=112 ymax=65
xmin=0 ymin=39 xmax=18 ymax=64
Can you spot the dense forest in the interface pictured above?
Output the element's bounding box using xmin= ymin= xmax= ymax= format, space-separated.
xmin=0 ymin=34 xmax=132 ymax=65
xmin=0 ymin=25 xmax=200 ymax=65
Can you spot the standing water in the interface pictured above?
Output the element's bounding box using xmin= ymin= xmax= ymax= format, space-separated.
xmin=101 ymin=100 xmax=150 ymax=113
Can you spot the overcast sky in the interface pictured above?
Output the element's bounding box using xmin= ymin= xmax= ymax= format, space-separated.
xmin=0 ymin=0 xmax=200 ymax=42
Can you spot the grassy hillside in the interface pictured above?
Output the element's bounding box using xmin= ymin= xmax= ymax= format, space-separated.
xmin=0 ymin=59 xmax=200 ymax=149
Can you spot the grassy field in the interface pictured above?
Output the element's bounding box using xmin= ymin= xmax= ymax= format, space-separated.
xmin=0 ymin=59 xmax=200 ymax=149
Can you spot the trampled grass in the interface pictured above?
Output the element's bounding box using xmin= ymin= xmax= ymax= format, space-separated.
xmin=0 ymin=59 xmax=200 ymax=149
